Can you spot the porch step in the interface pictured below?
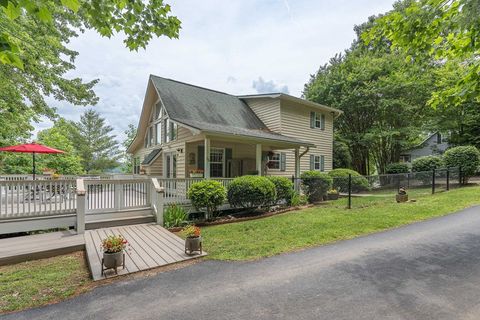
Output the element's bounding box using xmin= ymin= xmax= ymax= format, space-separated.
xmin=85 ymin=215 xmax=156 ymax=230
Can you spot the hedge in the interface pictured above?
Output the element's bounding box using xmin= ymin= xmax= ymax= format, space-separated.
xmin=443 ymin=146 xmax=480 ymax=183
xmin=328 ymin=168 xmax=369 ymax=193
xmin=300 ymin=171 xmax=332 ymax=203
xmin=187 ymin=180 xmax=226 ymax=220
xmin=385 ymin=162 xmax=409 ymax=174
xmin=227 ymin=175 xmax=276 ymax=209
xmin=266 ymin=176 xmax=294 ymax=205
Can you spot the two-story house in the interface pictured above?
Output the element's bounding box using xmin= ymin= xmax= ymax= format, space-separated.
xmin=127 ymin=75 xmax=342 ymax=179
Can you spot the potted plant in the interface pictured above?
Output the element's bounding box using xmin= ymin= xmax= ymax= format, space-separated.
xmin=189 ymin=169 xmax=204 ymax=178
xmin=42 ymin=167 xmax=55 ymax=175
xmin=101 ymin=235 xmax=128 ymax=271
xmin=182 ymin=225 xmax=202 ymax=255
xmin=396 ymin=187 xmax=408 ymax=203
xmin=327 ymin=189 xmax=339 ymax=200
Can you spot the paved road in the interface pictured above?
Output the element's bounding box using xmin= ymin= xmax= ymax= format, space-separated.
xmin=4 ymin=206 xmax=480 ymax=320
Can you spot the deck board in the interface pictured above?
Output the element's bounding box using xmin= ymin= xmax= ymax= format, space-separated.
xmin=85 ymin=224 xmax=206 ymax=281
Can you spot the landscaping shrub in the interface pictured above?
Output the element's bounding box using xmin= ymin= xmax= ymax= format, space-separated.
xmin=443 ymin=146 xmax=480 ymax=183
xmin=300 ymin=171 xmax=332 ymax=203
xmin=385 ymin=162 xmax=410 ymax=174
xmin=411 ymin=155 xmax=444 ymax=172
xmin=290 ymin=191 xmax=308 ymax=207
xmin=163 ymin=204 xmax=188 ymax=228
xmin=227 ymin=175 xmax=276 ymax=209
xmin=187 ymin=180 xmax=226 ymax=220
xmin=266 ymin=176 xmax=294 ymax=205
xmin=328 ymin=168 xmax=369 ymax=193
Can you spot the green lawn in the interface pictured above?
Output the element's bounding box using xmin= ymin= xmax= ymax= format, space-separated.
xmin=202 ymin=186 xmax=480 ymax=260
xmin=0 ymin=252 xmax=91 ymax=313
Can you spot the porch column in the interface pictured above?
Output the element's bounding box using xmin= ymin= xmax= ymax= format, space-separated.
xmin=294 ymin=148 xmax=300 ymax=192
xmin=204 ymin=137 xmax=211 ymax=179
xmin=256 ymin=143 xmax=262 ymax=175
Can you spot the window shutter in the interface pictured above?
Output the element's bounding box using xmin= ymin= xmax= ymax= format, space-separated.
xmin=320 ymin=155 xmax=325 ymax=172
xmin=310 ymin=154 xmax=314 ymax=170
xmin=197 ymin=146 xmax=205 ymax=170
xmin=280 ymin=153 xmax=286 ymax=171
xmin=321 ymin=114 xmax=326 ymax=130
xmin=310 ymin=112 xmax=315 ymax=128
xmin=225 ymin=148 xmax=233 ymax=177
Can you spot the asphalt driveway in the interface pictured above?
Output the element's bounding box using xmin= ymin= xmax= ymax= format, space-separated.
xmin=4 ymin=206 xmax=480 ymax=320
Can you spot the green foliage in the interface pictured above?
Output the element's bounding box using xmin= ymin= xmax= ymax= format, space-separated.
xmin=443 ymin=146 xmax=480 ymax=183
xmin=333 ymin=140 xmax=352 ymax=169
xmin=385 ymin=162 xmax=410 ymax=174
xmin=290 ymin=192 xmax=308 ymax=207
xmin=328 ymin=168 xmax=369 ymax=193
xmin=163 ymin=204 xmax=188 ymax=228
xmin=300 ymin=171 xmax=333 ymax=203
xmin=227 ymin=175 xmax=276 ymax=209
xmin=266 ymin=176 xmax=294 ymax=205
xmin=72 ymin=109 xmax=122 ymax=173
xmin=0 ymin=0 xmax=181 ymax=68
xmin=363 ymin=0 xmax=480 ymax=108
xmin=187 ymin=180 xmax=226 ymax=220
xmin=412 ymin=156 xmax=444 ymax=172
xmin=121 ymin=124 xmax=137 ymax=173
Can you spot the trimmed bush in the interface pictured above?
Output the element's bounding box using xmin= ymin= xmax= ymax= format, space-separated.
xmin=386 ymin=162 xmax=410 ymax=174
xmin=266 ymin=176 xmax=294 ymax=205
xmin=412 ymin=155 xmax=444 ymax=172
xmin=328 ymin=168 xmax=369 ymax=193
xmin=163 ymin=204 xmax=188 ymax=228
xmin=300 ymin=171 xmax=332 ymax=203
xmin=227 ymin=175 xmax=276 ymax=209
xmin=187 ymin=180 xmax=226 ymax=220
xmin=443 ymin=146 xmax=480 ymax=183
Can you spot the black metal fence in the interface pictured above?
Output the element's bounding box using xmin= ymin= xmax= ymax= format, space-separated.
xmin=293 ymin=167 xmax=463 ymax=209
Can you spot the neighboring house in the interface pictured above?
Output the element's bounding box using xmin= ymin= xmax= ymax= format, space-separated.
xmin=127 ymin=75 xmax=342 ymax=179
xmin=400 ymin=132 xmax=449 ymax=163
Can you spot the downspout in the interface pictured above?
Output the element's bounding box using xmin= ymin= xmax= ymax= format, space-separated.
xmin=300 ymin=147 xmax=309 ymax=159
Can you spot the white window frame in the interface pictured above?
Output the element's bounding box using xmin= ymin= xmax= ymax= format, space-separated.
xmin=267 ymin=152 xmax=281 ymax=170
xmin=314 ymin=155 xmax=321 ymax=171
xmin=210 ymin=147 xmax=225 ymax=178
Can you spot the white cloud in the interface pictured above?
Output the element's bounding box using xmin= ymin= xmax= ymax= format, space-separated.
xmin=252 ymin=77 xmax=289 ymax=94
xmin=34 ymin=0 xmax=397 ymax=142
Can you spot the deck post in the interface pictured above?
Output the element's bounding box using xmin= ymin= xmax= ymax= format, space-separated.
xmin=294 ymin=148 xmax=300 ymax=191
xmin=76 ymin=179 xmax=86 ymax=234
xmin=151 ymin=178 xmax=165 ymax=225
xmin=204 ymin=137 xmax=211 ymax=179
xmin=256 ymin=143 xmax=262 ymax=175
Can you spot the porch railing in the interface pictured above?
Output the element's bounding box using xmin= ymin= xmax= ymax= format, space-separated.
xmin=157 ymin=178 xmax=234 ymax=204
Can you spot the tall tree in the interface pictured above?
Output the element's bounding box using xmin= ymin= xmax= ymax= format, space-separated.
xmin=72 ymin=109 xmax=121 ymax=173
xmin=121 ymin=124 xmax=137 ymax=173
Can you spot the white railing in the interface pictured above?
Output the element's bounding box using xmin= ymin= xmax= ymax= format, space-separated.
xmin=0 ymin=179 xmax=77 ymax=219
xmin=157 ymin=178 xmax=234 ymax=204
xmin=84 ymin=179 xmax=151 ymax=214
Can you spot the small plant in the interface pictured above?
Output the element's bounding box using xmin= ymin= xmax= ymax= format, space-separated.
xmin=189 ymin=168 xmax=204 ymax=174
xmin=187 ymin=180 xmax=226 ymax=220
xmin=163 ymin=204 xmax=188 ymax=228
xmin=182 ymin=225 xmax=201 ymax=238
xmin=327 ymin=189 xmax=338 ymax=194
xmin=266 ymin=176 xmax=294 ymax=205
xmin=290 ymin=192 xmax=308 ymax=206
xmin=300 ymin=171 xmax=332 ymax=203
xmin=227 ymin=175 xmax=276 ymax=209
xmin=101 ymin=235 xmax=128 ymax=253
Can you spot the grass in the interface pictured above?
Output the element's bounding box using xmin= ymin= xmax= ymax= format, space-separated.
xmin=202 ymin=186 xmax=480 ymax=260
xmin=0 ymin=252 xmax=92 ymax=314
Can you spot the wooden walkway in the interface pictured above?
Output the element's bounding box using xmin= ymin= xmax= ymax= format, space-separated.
xmin=85 ymin=224 xmax=207 ymax=280
xmin=0 ymin=230 xmax=84 ymax=266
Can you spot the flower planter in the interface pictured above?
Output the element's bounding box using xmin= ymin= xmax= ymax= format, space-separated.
xmin=185 ymin=236 xmax=202 ymax=255
xmin=327 ymin=193 xmax=339 ymax=200
xmin=396 ymin=194 xmax=408 ymax=203
xmin=103 ymin=251 xmax=124 ymax=269
xmin=190 ymin=173 xmax=204 ymax=178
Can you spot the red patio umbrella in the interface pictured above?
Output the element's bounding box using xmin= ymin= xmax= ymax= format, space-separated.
xmin=0 ymin=142 xmax=65 ymax=179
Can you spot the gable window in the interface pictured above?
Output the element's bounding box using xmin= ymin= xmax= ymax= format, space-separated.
xmin=166 ymin=119 xmax=177 ymax=143
xmin=310 ymin=112 xmax=325 ymax=130
xmin=149 ymin=126 xmax=154 ymax=146
xmin=310 ymin=154 xmax=325 ymax=171
xmin=155 ymin=122 xmax=162 ymax=145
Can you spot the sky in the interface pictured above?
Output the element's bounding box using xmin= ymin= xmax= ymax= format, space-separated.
xmin=37 ymin=0 xmax=397 ymax=142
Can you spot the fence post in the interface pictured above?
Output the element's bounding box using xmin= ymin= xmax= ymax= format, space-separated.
xmin=151 ymin=178 xmax=165 ymax=225
xmin=432 ymin=169 xmax=436 ymax=194
xmin=407 ymin=172 xmax=410 ymax=188
xmin=348 ymin=173 xmax=352 ymax=209
xmin=76 ymin=179 xmax=86 ymax=234
xmin=114 ymin=182 xmax=122 ymax=211
xmin=459 ymin=167 xmax=463 ymax=186
xmin=446 ymin=168 xmax=450 ymax=191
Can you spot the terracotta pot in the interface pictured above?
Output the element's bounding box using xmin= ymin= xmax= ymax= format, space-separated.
xmin=185 ymin=236 xmax=202 ymax=255
xmin=103 ymin=251 xmax=123 ymax=269
xmin=396 ymin=194 xmax=408 ymax=203
xmin=327 ymin=193 xmax=339 ymax=200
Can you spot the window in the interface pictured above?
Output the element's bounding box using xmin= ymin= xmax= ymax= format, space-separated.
xmin=133 ymin=157 xmax=140 ymax=174
xmin=166 ymin=119 xmax=177 ymax=143
xmin=310 ymin=112 xmax=325 ymax=130
xmin=155 ymin=122 xmax=162 ymax=145
xmin=267 ymin=153 xmax=281 ymax=169
xmin=310 ymin=154 xmax=325 ymax=171
xmin=149 ymin=126 xmax=154 ymax=146
xmin=210 ymin=147 xmax=224 ymax=178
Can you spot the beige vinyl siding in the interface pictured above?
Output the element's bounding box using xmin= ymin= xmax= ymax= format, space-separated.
xmin=268 ymin=100 xmax=334 ymax=176
xmin=244 ymin=98 xmax=281 ymax=132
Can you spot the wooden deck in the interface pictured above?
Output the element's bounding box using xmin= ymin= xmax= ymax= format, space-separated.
xmin=0 ymin=230 xmax=85 ymax=266
xmin=85 ymin=224 xmax=207 ymax=280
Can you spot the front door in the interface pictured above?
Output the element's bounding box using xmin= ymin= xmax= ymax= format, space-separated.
xmin=164 ymin=152 xmax=177 ymax=178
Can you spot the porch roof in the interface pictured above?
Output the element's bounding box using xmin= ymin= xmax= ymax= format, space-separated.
xmin=141 ymin=148 xmax=162 ymax=165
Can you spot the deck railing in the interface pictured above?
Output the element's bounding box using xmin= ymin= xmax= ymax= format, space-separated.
xmin=0 ymin=179 xmax=77 ymax=219
xmin=156 ymin=178 xmax=234 ymax=204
